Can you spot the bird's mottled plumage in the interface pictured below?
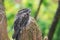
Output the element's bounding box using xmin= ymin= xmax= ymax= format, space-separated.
xmin=12 ymin=8 xmax=31 ymax=40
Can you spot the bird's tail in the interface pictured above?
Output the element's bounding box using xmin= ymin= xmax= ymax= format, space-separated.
xmin=12 ymin=33 xmax=17 ymax=39
xmin=12 ymin=29 xmax=21 ymax=40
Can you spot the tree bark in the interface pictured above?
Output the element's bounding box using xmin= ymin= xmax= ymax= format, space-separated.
xmin=16 ymin=16 xmax=42 ymax=40
xmin=0 ymin=0 xmax=9 ymax=40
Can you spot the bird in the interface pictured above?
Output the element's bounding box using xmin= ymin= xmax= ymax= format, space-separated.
xmin=12 ymin=8 xmax=31 ymax=40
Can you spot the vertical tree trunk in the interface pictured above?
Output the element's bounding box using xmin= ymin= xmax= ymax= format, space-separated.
xmin=16 ymin=17 xmax=42 ymax=40
xmin=0 ymin=0 xmax=9 ymax=40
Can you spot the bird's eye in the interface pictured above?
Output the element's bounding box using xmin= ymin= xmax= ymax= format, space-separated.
xmin=26 ymin=13 xmax=28 ymax=15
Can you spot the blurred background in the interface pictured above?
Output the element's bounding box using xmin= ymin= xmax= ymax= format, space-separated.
xmin=4 ymin=0 xmax=60 ymax=40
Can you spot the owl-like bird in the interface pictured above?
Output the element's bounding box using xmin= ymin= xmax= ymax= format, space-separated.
xmin=12 ymin=8 xmax=31 ymax=40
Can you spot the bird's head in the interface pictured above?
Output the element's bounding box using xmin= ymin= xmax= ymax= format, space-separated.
xmin=17 ymin=8 xmax=31 ymax=18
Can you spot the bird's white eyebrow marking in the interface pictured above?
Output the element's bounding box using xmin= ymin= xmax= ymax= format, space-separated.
xmin=18 ymin=9 xmax=27 ymax=13
xmin=18 ymin=8 xmax=31 ymax=14
xmin=23 ymin=13 xmax=26 ymax=14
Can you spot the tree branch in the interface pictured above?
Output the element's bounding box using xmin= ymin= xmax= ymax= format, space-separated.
xmin=34 ymin=0 xmax=43 ymax=19
xmin=13 ymin=17 xmax=42 ymax=40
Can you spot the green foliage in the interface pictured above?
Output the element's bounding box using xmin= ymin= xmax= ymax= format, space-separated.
xmin=4 ymin=0 xmax=59 ymax=40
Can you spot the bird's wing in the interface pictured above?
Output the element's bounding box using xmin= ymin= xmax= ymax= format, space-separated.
xmin=13 ymin=17 xmax=22 ymax=39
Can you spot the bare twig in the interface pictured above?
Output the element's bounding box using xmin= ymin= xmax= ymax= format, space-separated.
xmin=34 ymin=0 xmax=43 ymax=19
